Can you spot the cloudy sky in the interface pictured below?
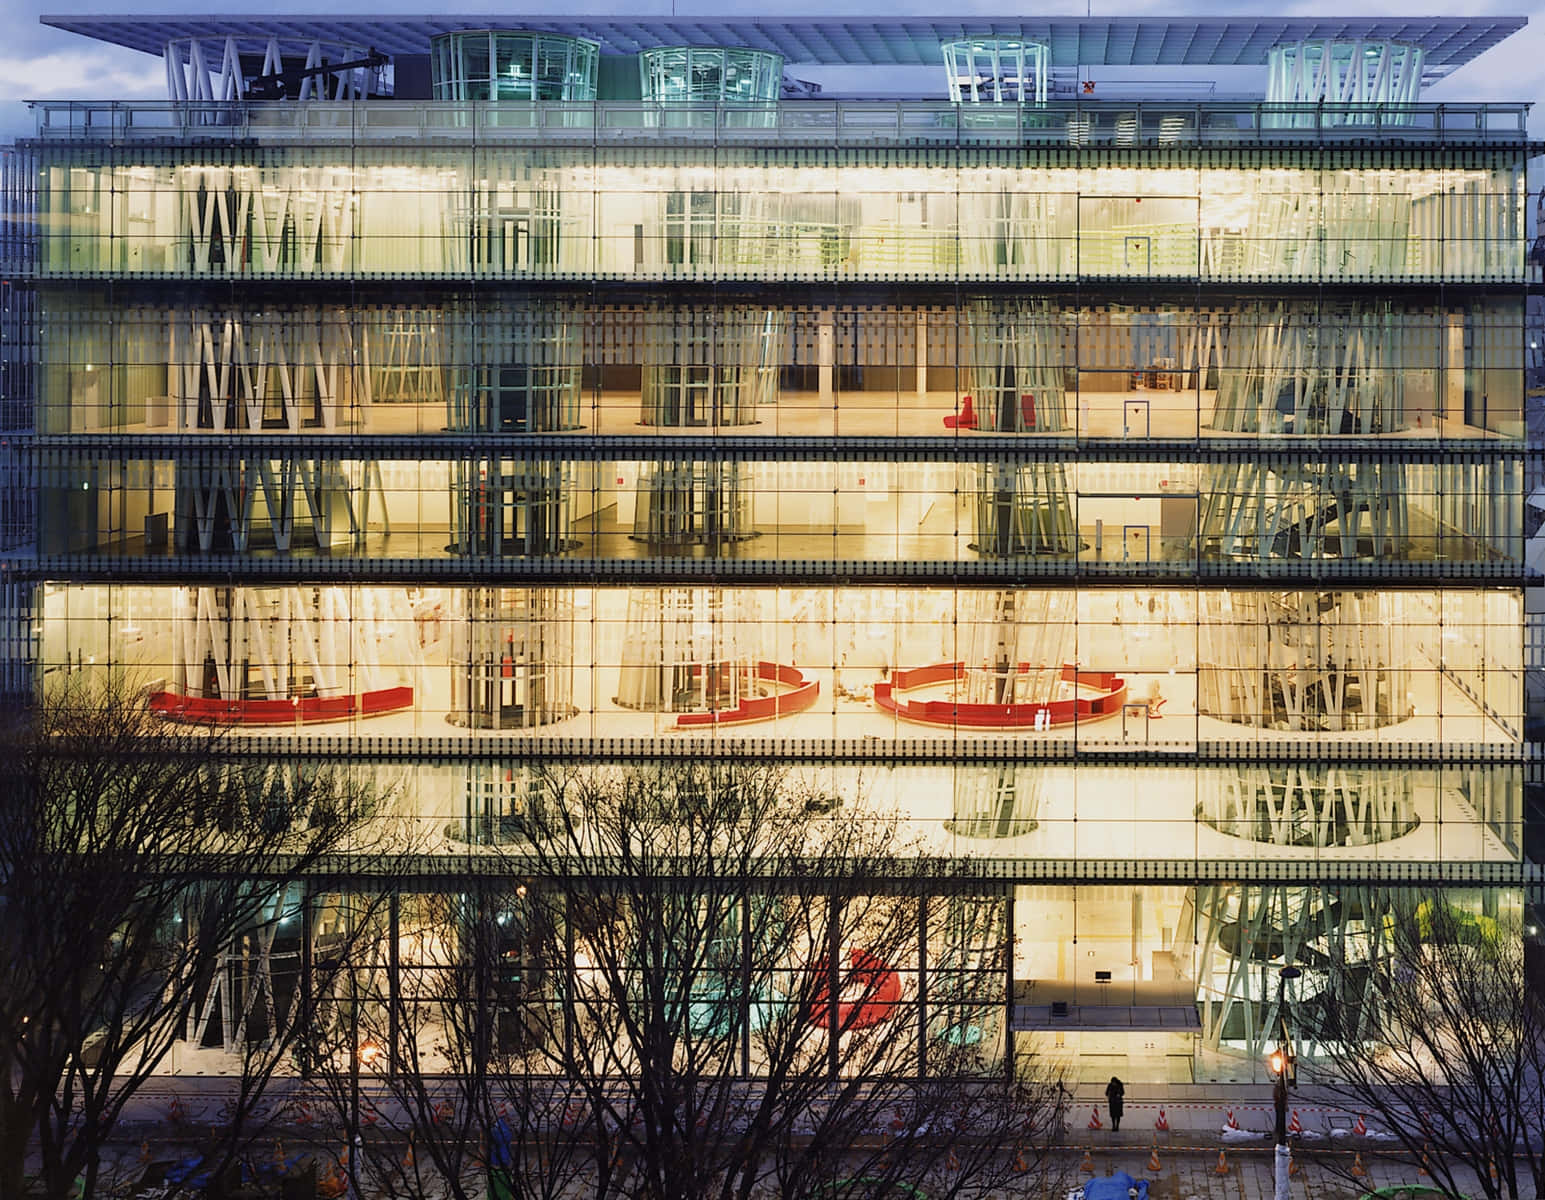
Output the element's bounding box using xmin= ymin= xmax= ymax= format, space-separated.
xmin=1 ymin=0 xmax=1542 ymax=139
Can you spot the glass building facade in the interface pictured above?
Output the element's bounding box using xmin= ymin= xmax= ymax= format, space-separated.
xmin=2 ymin=13 xmax=1539 ymax=1085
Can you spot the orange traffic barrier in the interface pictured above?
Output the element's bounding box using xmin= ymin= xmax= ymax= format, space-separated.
xmin=1088 ymin=1107 xmax=1103 ymax=1130
xmin=1351 ymin=1152 xmax=1368 ymax=1178
xmin=1214 ymin=1150 xmax=1229 ymax=1175
xmin=1080 ymin=1148 xmax=1096 ymax=1174
xmin=1147 ymin=1142 xmax=1161 ymax=1172
xmin=1154 ymin=1109 xmax=1169 ymax=1132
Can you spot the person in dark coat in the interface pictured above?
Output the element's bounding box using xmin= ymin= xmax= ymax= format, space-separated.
xmin=1105 ymin=1075 xmax=1125 ymax=1131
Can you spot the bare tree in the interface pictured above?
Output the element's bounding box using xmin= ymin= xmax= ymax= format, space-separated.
xmin=329 ymin=761 xmax=1068 ymax=1200
xmin=0 ymin=677 xmax=396 ymax=1200
xmin=308 ymin=888 xmax=595 ymax=1200
xmin=1296 ymin=897 xmax=1544 ymax=1200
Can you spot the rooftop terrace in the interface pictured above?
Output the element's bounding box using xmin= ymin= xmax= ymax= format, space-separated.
xmin=29 ymin=96 xmax=1534 ymax=146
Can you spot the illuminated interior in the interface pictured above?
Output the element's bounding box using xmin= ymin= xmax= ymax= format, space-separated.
xmin=5 ymin=11 xmax=1534 ymax=1085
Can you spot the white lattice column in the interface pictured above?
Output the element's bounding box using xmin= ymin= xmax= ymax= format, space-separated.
xmin=950 ymin=765 xmax=1045 ymax=839
xmin=454 ymin=763 xmax=547 ymax=845
xmin=634 ymin=306 xmax=782 ymax=547
xmin=640 ymin=306 xmax=783 ymax=428
xmin=961 ymin=301 xmax=1076 ymax=557
xmin=164 ymin=35 xmax=385 ymax=102
xmin=449 ymin=458 xmax=575 ymax=557
xmin=1201 ymin=303 xmax=1411 ymax=560
xmin=171 ymin=305 xmax=364 ymax=432
xmin=173 ymin=459 xmax=383 ymax=554
xmin=186 ymin=886 xmax=290 ymax=1054
xmin=614 ymin=588 xmax=762 ymax=714
xmin=449 ymin=589 xmax=575 ymax=730
xmin=971 ymin=460 xmax=1078 ymax=558
xmin=1198 ymin=591 xmax=1412 ymax=732
xmin=633 ymin=460 xmax=758 ymax=548
xmin=958 ymin=589 xmax=1076 ymax=706
xmin=160 ymin=585 xmax=419 ymax=720
xmin=445 ymin=302 xmax=580 ymax=432
xmin=1195 ymin=884 xmax=1398 ymax=1061
xmin=165 ymin=165 xmax=357 ymax=276
xmin=1198 ymin=765 xmax=1419 ymax=848
xmin=1264 ymin=39 xmax=1425 ymax=126
xmin=962 ymin=300 xmax=1067 ymax=433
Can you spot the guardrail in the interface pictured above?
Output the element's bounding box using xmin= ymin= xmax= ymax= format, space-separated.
xmin=29 ymin=98 xmax=1534 ymax=147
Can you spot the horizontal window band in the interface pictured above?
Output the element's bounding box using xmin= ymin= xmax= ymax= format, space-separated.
xmin=17 ymin=556 xmax=1533 ymax=589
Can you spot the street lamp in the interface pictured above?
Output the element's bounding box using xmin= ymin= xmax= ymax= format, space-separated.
xmin=1270 ymin=966 xmax=1301 ymax=1200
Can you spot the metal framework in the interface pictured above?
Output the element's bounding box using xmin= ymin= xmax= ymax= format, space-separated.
xmin=165 ymin=584 xmax=420 ymax=709
xmin=163 ymin=34 xmax=387 ymax=102
xmin=1198 ymin=591 xmax=1412 ymax=733
xmin=449 ymin=588 xmax=575 ymax=730
xmin=1195 ymin=884 xmax=1397 ymax=1061
xmin=1265 ymin=39 xmax=1425 ymax=125
xmin=943 ymin=39 xmax=1050 ymax=106
xmin=614 ymin=587 xmax=760 ymax=714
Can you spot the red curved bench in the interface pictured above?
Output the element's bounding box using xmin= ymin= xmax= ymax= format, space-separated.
xmin=811 ymin=948 xmax=904 ymax=1030
xmin=873 ymin=662 xmax=1125 ymax=730
xmin=673 ymin=662 xmax=820 ymax=728
xmin=148 ymin=686 xmax=414 ymax=725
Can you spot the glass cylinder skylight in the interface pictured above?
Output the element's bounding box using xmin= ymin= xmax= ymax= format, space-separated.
xmin=430 ymin=30 xmax=599 ymax=101
xmin=942 ymin=38 xmax=1049 ymax=105
xmin=639 ymin=46 xmax=783 ymax=105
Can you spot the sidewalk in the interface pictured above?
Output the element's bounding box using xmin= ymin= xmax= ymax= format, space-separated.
xmin=93 ymin=1076 xmax=1496 ymax=1198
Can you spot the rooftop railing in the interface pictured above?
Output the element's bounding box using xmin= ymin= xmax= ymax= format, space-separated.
xmin=29 ymin=97 xmax=1534 ymax=147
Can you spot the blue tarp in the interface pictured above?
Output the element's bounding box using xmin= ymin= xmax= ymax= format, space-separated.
xmin=1082 ymin=1171 xmax=1149 ymax=1200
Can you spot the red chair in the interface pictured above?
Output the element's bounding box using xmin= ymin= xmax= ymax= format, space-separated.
xmin=943 ymin=394 xmax=978 ymax=429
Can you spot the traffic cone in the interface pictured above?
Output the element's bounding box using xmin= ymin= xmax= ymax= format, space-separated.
xmin=1088 ymin=1106 xmax=1103 ymax=1130
xmin=1014 ymin=1149 xmax=1029 ymax=1173
xmin=1147 ymin=1141 xmax=1162 ymax=1172
xmin=1351 ymin=1152 xmax=1368 ymax=1178
xmin=1225 ymin=1109 xmax=1240 ymax=1130
xmin=1214 ymin=1150 xmax=1229 ymax=1175
xmin=1418 ymin=1143 xmax=1430 ymax=1176
xmin=1288 ymin=1110 xmax=1303 ymax=1135
xmin=138 ymin=1141 xmax=150 ymax=1165
xmin=1288 ymin=1151 xmax=1299 ymax=1177
xmin=317 ymin=1159 xmax=347 ymax=1199
xmin=1080 ymin=1148 xmax=1096 ymax=1174
xmin=1154 ymin=1109 xmax=1169 ymax=1132
xmin=1490 ymin=1161 xmax=1500 ymax=1184
xmin=947 ymin=1149 xmax=960 ymax=1172
xmin=1353 ymin=1113 xmax=1368 ymax=1136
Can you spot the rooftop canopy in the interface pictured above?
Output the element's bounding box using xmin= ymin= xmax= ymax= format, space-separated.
xmin=40 ymin=14 xmax=1526 ymax=83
